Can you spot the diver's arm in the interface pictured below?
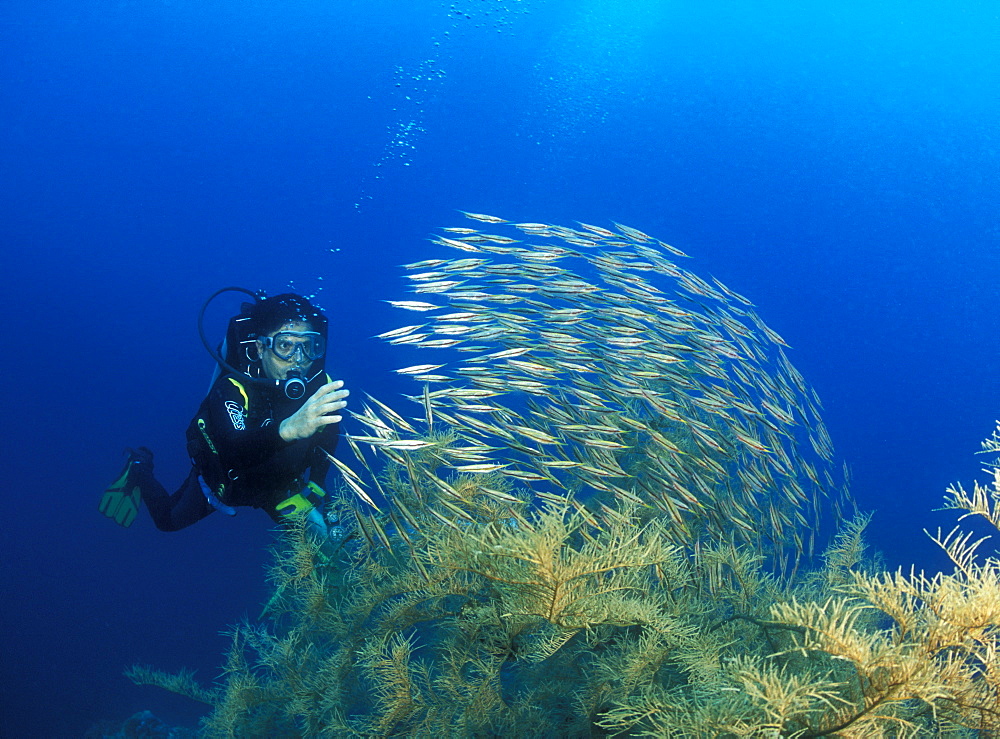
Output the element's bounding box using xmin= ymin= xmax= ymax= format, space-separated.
xmin=308 ymin=423 xmax=340 ymax=487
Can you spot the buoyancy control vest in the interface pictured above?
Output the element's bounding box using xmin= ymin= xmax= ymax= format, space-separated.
xmin=185 ymin=375 xmax=329 ymax=517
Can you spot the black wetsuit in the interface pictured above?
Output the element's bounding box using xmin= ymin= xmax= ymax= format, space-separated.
xmin=137 ymin=374 xmax=339 ymax=531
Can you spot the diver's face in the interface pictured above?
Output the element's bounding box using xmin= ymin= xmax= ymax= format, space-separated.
xmin=258 ymin=320 xmax=315 ymax=381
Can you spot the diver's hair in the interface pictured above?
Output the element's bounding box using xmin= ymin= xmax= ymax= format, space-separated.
xmin=250 ymin=294 xmax=328 ymax=338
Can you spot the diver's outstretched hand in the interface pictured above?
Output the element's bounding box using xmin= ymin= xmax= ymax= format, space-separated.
xmin=279 ymin=380 xmax=349 ymax=442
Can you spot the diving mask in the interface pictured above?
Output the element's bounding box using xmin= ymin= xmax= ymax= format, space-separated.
xmin=259 ymin=331 xmax=326 ymax=362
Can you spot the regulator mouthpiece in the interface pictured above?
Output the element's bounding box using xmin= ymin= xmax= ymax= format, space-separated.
xmin=284 ymin=370 xmax=306 ymax=400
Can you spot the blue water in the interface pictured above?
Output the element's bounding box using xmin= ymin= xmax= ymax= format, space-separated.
xmin=2 ymin=0 xmax=997 ymax=734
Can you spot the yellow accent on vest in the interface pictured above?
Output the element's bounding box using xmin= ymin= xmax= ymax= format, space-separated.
xmin=276 ymin=482 xmax=327 ymax=517
xmin=227 ymin=377 xmax=250 ymax=410
xmin=276 ymin=493 xmax=312 ymax=516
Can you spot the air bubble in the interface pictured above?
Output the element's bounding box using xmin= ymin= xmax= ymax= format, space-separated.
xmin=356 ymin=0 xmax=535 ymax=210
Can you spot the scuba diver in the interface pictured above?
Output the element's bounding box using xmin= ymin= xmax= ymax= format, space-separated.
xmin=99 ymin=290 xmax=350 ymax=538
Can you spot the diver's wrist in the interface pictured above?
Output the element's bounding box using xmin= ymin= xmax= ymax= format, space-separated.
xmin=279 ymin=418 xmax=298 ymax=442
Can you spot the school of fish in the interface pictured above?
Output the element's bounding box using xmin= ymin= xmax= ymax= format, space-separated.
xmin=343 ymin=212 xmax=852 ymax=567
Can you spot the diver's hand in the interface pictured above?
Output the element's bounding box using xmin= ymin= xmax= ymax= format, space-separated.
xmin=279 ymin=380 xmax=349 ymax=442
